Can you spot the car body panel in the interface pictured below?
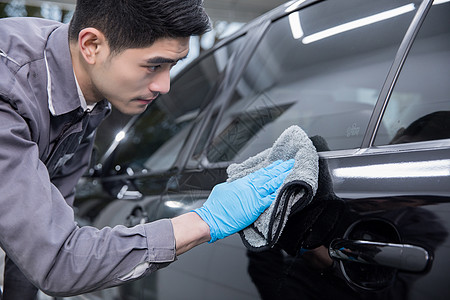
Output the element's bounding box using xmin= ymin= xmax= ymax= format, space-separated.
xmin=73 ymin=0 xmax=450 ymax=299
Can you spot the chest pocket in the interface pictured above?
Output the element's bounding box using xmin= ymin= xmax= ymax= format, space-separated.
xmin=44 ymin=113 xmax=90 ymax=178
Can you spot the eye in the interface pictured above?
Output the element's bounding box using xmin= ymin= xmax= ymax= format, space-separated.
xmin=147 ymin=65 xmax=161 ymax=72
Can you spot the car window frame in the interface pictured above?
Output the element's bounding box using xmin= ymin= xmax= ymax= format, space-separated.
xmin=362 ymin=0 xmax=435 ymax=149
xmin=322 ymin=0 xmax=450 ymax=159
xmin=187 ymin=0 xmax=432 ymax=168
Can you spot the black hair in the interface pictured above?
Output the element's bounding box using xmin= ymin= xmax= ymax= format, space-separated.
xmin=69 ymin=0 xmax=211 ymax=54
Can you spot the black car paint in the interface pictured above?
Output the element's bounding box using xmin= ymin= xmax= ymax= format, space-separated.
xmin=74 ymin=0 xmax=450 ymax=299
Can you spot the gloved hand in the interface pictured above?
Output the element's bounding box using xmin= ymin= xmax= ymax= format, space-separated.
xmin=194 ymin=159 xmax=294 ymax=243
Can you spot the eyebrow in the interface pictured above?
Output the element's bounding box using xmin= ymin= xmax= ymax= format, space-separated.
xmin=146 ymin=55 xmax=188 ymax=64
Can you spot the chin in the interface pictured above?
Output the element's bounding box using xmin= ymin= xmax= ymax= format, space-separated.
xmin=116 ymin=104 xmax=147 ymax=116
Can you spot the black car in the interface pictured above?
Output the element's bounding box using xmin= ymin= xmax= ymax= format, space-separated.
xmin=73 ymin=0 xmax=450 ymax=299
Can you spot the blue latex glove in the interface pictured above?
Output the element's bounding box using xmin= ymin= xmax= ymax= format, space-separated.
xmin=194 ymin=159 xmax=294 ymax=243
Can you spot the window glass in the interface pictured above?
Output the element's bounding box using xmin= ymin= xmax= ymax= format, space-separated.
xmin=204 ymin=0 xmax=422 ymax=163
xmin=108 ymin=37 xmax=243 ymax=174
xmin=374 ymin=0 xmax=450 ymax=145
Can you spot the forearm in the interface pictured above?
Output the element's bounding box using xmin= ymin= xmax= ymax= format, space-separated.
xmin=171 ymin=212 xmax=211 ymax=255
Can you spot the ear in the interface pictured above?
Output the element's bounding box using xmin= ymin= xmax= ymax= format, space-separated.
xmin=78 ymin=28 xmax=108 ymax=65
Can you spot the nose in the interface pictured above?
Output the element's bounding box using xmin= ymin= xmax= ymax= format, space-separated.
xmin=148 ymin=69 xmax=171 ymax=95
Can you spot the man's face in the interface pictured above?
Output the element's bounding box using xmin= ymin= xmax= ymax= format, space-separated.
xmin=90 ymin=37 xmax=190 ymax=115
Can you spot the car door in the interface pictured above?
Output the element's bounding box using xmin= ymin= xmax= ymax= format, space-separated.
xmin=329 ymin=1 xmax=450 ymax=297
xmin=177 ymin=0 xmax=449 ymax=299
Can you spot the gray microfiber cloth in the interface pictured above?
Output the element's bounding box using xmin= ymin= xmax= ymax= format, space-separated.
xmin=227 ymin=125 xmax=319 ymax=251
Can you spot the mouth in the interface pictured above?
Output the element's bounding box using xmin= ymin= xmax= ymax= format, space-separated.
xmin=135 ymin=98 xmax=155 ymax=105
xmin=133 ymin=93 xmax=160 ymax=106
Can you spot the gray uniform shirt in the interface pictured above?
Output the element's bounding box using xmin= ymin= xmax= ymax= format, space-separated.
xmin=0 ymin=17 xmax=176 ymax=296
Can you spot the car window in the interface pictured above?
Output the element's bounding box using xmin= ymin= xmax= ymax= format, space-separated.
xmin=374 ymin=0 xmax=450 ymax=146
xmin=108 ymin=37 xmax=244 ymax=174
xmin=203 ymin=0 xmax=422 ymax=163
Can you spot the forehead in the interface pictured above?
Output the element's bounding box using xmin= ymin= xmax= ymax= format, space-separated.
xmin=116 ymin=37 xmax=191 ymax=62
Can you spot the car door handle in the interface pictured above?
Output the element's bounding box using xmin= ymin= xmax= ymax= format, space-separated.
xmin=329 ymin=238 xmax=432 ymax=272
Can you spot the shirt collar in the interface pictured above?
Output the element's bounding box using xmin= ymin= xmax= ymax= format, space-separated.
xmin=45 ymin=23 xmax=86 ymax=116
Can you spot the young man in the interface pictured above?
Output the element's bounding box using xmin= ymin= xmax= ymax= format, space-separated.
xmin=0 ymin=0 xmax=293 ymax=298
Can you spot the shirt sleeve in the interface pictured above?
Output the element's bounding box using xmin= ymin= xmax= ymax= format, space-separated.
xmin=0 ymin=100 xmax=176 ymax=297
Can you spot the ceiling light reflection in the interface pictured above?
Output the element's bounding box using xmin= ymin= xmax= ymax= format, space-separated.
xmin=433 ymin=0 xmax=450 ymax=5
xmin=302 ymin=3 xmax=415 ymax=44
xmin=333 ymin=159 xmax=450 ymax=179
xmin=289 ymin=11 xmax=304 ymax=39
